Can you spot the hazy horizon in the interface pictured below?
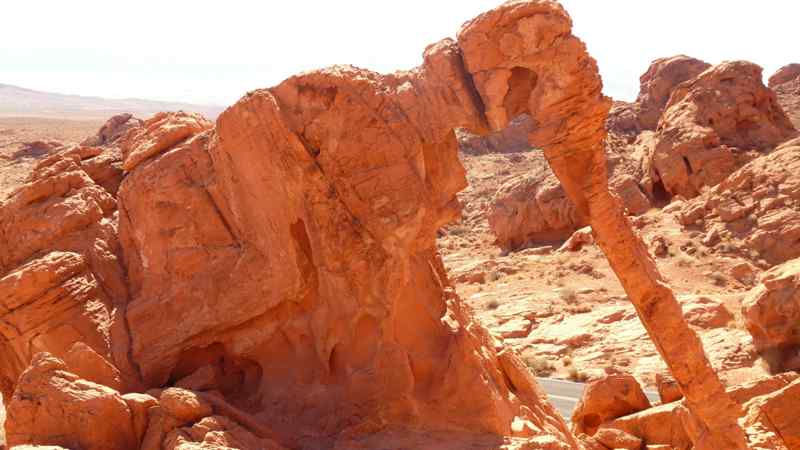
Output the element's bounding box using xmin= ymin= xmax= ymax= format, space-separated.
xmin=2 ymin=1 xmax=796 ymax=107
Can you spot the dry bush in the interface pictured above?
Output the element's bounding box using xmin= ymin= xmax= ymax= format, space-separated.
xmin=524 ymin=355 xmax=555 ymax=376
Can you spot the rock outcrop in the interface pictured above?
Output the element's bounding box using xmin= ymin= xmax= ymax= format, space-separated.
xmin=5 ymin=353 xmax=138 ymax=450
xmin=457 ymin=114 xmax=534 ymax=155
xmin=0 ymin=148 xmax=137 ymax=401
xmin=115 ymin=38 xmax=578 ymax=448
xmin=648 ymin=61 xmax=796 ymax=199
xmin=742 ymin=258 xmax=800 ymax=357
xmin=489 ymin=156 xmax=585 ymax=251
xmin=742 ymin=377 xmax=800 ymax=449
xmin=81 ymin=113 xmax=143 ymax=147
xmin=584 ymin=373 xmax=800 ymax=449
xmin=488 ymin=142 xmax=650 ymax=252
xmin=3 ymin=1 xmax=790 ymax=449
xmin=635 ymin=55 xmax=711 ymax=131
xmin=677 ymin=138 xmax=800 ymax=265
xmin=487 ymin=56 xmax=719 ymax=252
xmin=770 ymin=64 xmax=800 ymax=130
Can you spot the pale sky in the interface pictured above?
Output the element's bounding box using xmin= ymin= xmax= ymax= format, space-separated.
xmin=1 ymin=1 xmax=796 ymax=107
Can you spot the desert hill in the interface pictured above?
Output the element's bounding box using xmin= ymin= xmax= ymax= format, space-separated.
xmin=0 ymin=83 xmax=223 ymax=120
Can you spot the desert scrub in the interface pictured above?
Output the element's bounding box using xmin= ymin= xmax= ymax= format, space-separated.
xmin=558 ymin=287 xmax=578 ymax=304
xmin=524 ymin=355 xmax=555 ymax=376
xmin=567 ymin=366 xmax=590 ymax=382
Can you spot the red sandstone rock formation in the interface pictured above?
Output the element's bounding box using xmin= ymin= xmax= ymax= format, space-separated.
xmin=570 ymin=374 xmax=651 ymax=436
xmin=0 ymin=149 xmax=138 ymax=401
xmin=5 ymin=353 xmax=139 ymax=450
xmin=770 ymin=64 xmax=800 ymax=130
xmin=114 ymin=43 xmax=577 ymax=448
xmin=457 ymin=114 xmax=534 ymax=155
xmin=458 ymin=2 xmax=750 ymax=448
xmin=677 ymin=138 xmax=800 ymax=265
xmin=582 ymin=373 xmax=800 ymax=449
xmin=742 ymin=258 xmax=800 ymax=367
xmin=489 ymin=158 xmax=585 ymax=251
xmin=742 ymin=377 xmax=800 ymax=449
xmin=3 ymin=1 xmax=793 ymax=449
xmin=488 ymin=143 xmax=650 ymax=252
xmin=636 ymin=55 xmax=711 ymax=131
xmin=769 ymin=64 xmax=800 ymax=88
xmin=649 ymin=61 xmax=796 ymax=199
xmin=81 ymin=113 xmax=143 ymax=147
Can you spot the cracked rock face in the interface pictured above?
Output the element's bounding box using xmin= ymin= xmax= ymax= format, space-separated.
xmin=636 ymin=55 xmax=711 ymax=131
xmin=770 ymin=63 xmax=800 ymax=130
xmin=4 ymin=1 xmax=793 ymax=449
xmin=649 ymin=61 xmax=797 ymax=199
xmin=1 ymin=2 xmax=602 ymax=449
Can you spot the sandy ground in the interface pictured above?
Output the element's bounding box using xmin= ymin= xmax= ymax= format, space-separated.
xmin=0 ymin=116 xmax=103 ymax=199
xmin=438 ymin=151 xmax=768 ymax=388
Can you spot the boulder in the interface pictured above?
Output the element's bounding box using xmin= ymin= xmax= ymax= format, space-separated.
xmin=4 ymin=353 xmax=137 ymax=450
xmin=120 ymin=111 xmax=213 ymax=171
xmin=81 ymin=113 xmax=143 ymax=147
xmin=636 ymin=55 xmax=711 ymax=130
xmin=603 ymin=402 xmax=691 ymax=450
xmin=62 ymin=341 xmax=124 ymax=391
xmin=603 ymin=373 xmax=799 ymax=449
xmin=559 ymin=226 xmax=594 ymax=252
xmin=571 ymin=374 xmax=652 ymax=436
xmin=595 ymin=427 xmax=643 ymax=450
xmin=655 ymin=373 xmax=683 ymax=404
xmin=679 ymin=295 xmax=732 ymax=329
xmin=770 ymin=64 xmax=800 ymax=130
xmin=742 ymin=258 xmax=800 ymax=352
xmin=489 ymin=158 xmax=585 ymax=251
xmin=165 ymin=415 xmax=286 ymax=450
xmin=743 ymin=378 xmax=800 ymax=449
xmin=159 ymin=388 xmax=213 ymax=425
xmin=649 ymin=61 xmax=796 ymax=199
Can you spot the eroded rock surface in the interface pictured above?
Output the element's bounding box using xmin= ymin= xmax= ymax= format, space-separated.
xmin=677 ymin=138 xmax=800 ymax=265
xmin=571 ymin=374 xmax=651 ymax=436
xmin=743 ymin=258 xmax=800 ymax=359
xmin=770 ymin=63 xmax=800 ymax=130
xmin=5 ymin=353 xmax=138 ymax=450
xmin=457 ymin=114 xmax=534 ymax=155
xmin=648 ymin=61 xmax=796 ymax=199
xmin=636 ymin=55 xmax=711 ymax=131
xmin=81 ymin=113 xmax=143 ymax=147
xmin=3 ymin=1 xmax=792 ymax=449
xmin=0 ymin=149 xmax=136 ymax=400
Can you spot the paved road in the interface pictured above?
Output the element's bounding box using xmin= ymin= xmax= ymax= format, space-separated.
xmin=536 ymin=377 xmax=660 ymax=419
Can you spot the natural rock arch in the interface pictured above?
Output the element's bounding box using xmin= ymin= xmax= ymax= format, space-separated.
xmin=0 ymin=1 xmax=760 ymax=449
xmin=456 ymin=1 xmax=748 ymax=449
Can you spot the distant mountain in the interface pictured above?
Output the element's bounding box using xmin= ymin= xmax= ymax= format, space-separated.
xmin=0 ymin=83 xmax=224 ymax=120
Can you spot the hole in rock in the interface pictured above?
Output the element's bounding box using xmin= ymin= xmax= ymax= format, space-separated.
xmin=503 ymin=67 xmax=538 ymax=120
xmin=170 ymin=343 xmax=263 ymax=410
xmin=650 ymin=172 xmax=672 ymax=207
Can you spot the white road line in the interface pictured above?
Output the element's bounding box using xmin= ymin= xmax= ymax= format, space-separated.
xmin=547 ymin=394 xmax=579 ymax=402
